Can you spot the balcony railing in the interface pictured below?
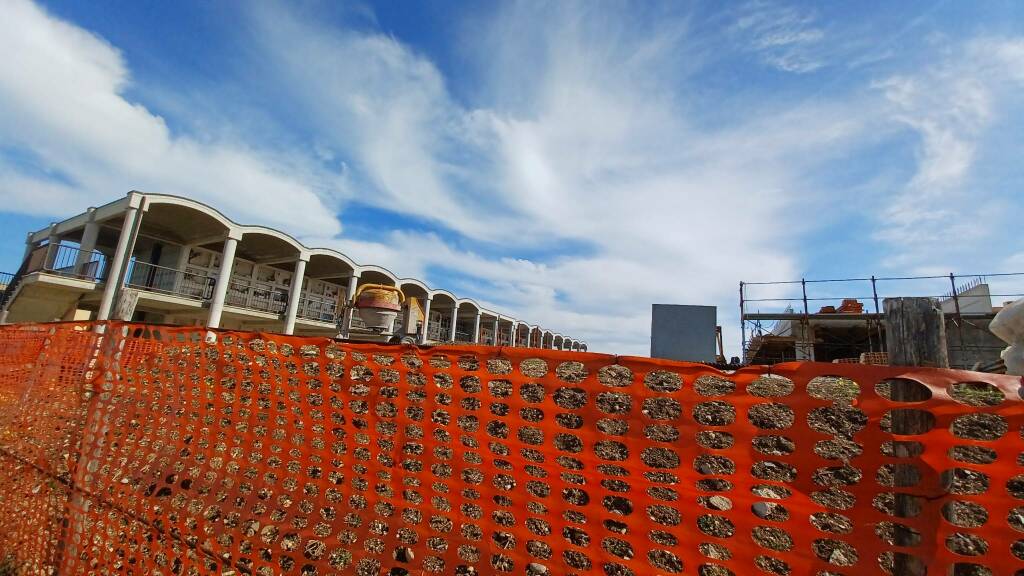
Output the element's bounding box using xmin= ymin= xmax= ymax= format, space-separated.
xmin=226 ymin=278 xmax=289 ymax=314
xmin=298 ymin=297 xmax=340 ymax=324
xmin=0 ymin=272 xmax=12 ymax=291
xmin=126 ymin=261 xmax=215 ymax=301
xmin=28 ymin=245 xmax=106 ymax=281
xmin=426 ymin=320 xmax=450 ymax=342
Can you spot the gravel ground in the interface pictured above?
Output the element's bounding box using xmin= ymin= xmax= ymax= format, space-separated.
xmin=694 ymin=375 xmax=735 ymax=396
xmin=556 ymin=361 xmax=588 ymax=383
xmin=949 ymin=445 xmax=997 ymax=464
xmin=809 ymin=512 xmax=853 ymax=534
xmin=698 ymin=542 xmax=732 ymax=560
xmin=942 ymin=500 xmax=989 ymax=527
xmin=598 ymin=365 xmax=633 ymax=387
xmin=814 ymin=439 xmax=863 ymax=461
xmin=519 ymin=358 xmax=548 ymax=378
xmin=945 ymin=532 xmax=989 ymax=556
xmin=949 ymin=381 xmax=1005 ymax=406
xmin=807 ymin=376 xmax=861 ymax=403
xmin=873 ymin=521 xmax=921 ymax=545
xmin=752 ymin=435 xmax=795 ymax=456
xmin=747 ymin=375 xmax=794 ymax=397
xmin=696 ymin=430 xmax=733 ymax=449
xmin=697 ymin=514 xmax=735 ymax=537
xmin=754 ymin=555 xmax=790 ymax=575
xmin=693 ymin=401 xmax=736 ymax=426
xmin=812 ymin=539 xmax=858 ymax=566
xmin=752 ymin=526 xmax=793 ymax=551
xmin=951 ymin=413 xmax=1007 ymax=440
xmin=944 ymin=468 xmax=990 ymax=495
xmin=748 ymin=403 xmax=795 ymax=429
xmin=812 ymin=488 xmax=855 ymax=510
xmin=807 ymin=406 xmax=867 ymax=438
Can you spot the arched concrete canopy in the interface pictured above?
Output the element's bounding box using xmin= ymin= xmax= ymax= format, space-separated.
xmin=431 ymin=290 xmax=458 ymax=308
xmin=357 ymin=266 xmax=398 ymax=286
xmin=398 ymin=279 xmax=430 ymax=300
xmin=554 ymin=335 xmax=564 ymax=349
xmin=458 ymin=300 xmax=481 ymax=313
xmin=306 ymin=252 xmax=356 ymax=282
xmin=138 ymin=198 xmax=232 ymax=245
xmin=235 ymin=229 xmax=303 ymax=263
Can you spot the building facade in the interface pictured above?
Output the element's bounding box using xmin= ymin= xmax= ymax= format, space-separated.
xmin=0 ymin=192 xmax=586 ymax=350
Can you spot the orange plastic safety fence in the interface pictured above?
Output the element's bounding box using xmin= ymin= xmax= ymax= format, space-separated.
xmin=0 ymin=321 xmax=1023 ymax=576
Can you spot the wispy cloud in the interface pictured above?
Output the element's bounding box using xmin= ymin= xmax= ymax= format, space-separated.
xmin=731 ymin=1 xmax=826 ymax=73
xmin=249 ymin=1 xmax=875 ymax=353
xmin=0 ymin=0 xmax=343 ymax=235
xmin=2 ymin=0 xmax=1022 ymax=355
xmin=873 ymin=37 xmax=1024 ymax=269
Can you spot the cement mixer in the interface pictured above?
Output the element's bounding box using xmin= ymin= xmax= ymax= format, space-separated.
xmin=351 ymin=283 xmax=404 ymax=334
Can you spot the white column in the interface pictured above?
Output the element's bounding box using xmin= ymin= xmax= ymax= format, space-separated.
xmin=283 ymin=256 xmax=308 ymax=335
xmin=471 ymin=312 xmax=482 ymax=344
xmin=75 ymin=210 xmax=99 ymax=275
xmin=509 ymin=322 xmax=517 ymax=347
xmin=340 ymin=272 xmax=361 ymax=339
xmin=417 ymin=296 xmax=432 ymax=344
xmin=448 ymin=306 xmax=458 ymax=342
xmin=492 ymin=317 xmax=500 ymax=345
xmin=96 ymin=206 xmax=140 ymax=321
xmin=44 ymin=225 xmax=60 ymax=269
xmin=401 ymin=299 xmax=416 ymax=336
xmin=206 ymin=235 xmax=239 ymax=329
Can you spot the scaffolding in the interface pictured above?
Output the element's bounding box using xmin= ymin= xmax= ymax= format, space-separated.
xmin=739 ymin=272 xmax=1024 ymax=368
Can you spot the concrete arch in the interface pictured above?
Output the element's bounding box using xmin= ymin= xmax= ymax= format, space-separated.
xmin=236 ymin=228 xmax=303 ymax=262
xmin=457 ymin=299 xmax=481 ymax=313
xmin=430 ymin=290 xmax=458 ymax=307
xmin=357 ymin=265 xmax=399 ymax=286
xmin=307 ymin=248 xmax=357 ymax=272
xmin=143 ymin=193 xmax=235 ymax=232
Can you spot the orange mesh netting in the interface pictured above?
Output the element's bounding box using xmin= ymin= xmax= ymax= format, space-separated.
xmin=1 ymin=321 xmax=1023 ymax=575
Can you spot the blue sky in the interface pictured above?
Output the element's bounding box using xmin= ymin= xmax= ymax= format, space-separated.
xmin=1 ymin=0 xmax=1023 ymax=354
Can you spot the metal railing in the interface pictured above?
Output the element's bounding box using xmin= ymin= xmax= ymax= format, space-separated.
xmin=28 ymin=244 xmax=106 ymax=281
xmin=226 ymin=278 xmax=289 ymax=314
xmin=0 ymin=272 xmax=12 ymax=291
xmin=126 ymin=261 xmax=215 ymax=301
xmin=298 ymin=297 xmax=339 ymax=324
xmin=427 ymin=320 xmax=450 ymax=342
xmin=740 ymin=271 xmax=1024 ymax=367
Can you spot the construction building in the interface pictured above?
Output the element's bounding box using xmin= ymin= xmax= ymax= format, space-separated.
xmin=0 ymin=191 xmax=586 ymax=350
xmin=741 ymin=276 xmax=1015 ymax=369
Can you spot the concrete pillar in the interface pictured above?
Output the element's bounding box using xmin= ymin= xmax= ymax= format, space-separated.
xmin=510 ymin=322 xmax=518 ymax=347
xmin=44 ymin=224 xmax=60 ymax=269
xmin=471 ymin=312 xmax=482 ymax=344
xmin=96 ymin=206 xmax=140 ymax=321
xmin=401 ymin=299 xmax=416 ymax=336
xmin=173 ymin=245 xmax=191 ymax=294
xmin=75 ymin=212 xmax=100 ymax=276
xmin=448 ymin=306 xmax=458 ymax=342
xmin=418 ymin=296 xmax=432 ymax=345
xmin=206 ymin=235 xmax=240 ymax=329
xmin=283 ymin=256 xmax=308 ymax=335
xmin=794 ymin=321 xmax=815 ymax=361
xmin=340 ymin=272 xmax=362 ymax=339
xmin=492 ymin=317 xmax=501 ymax=346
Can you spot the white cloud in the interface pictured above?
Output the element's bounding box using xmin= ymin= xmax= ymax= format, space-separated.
xmin=5 ymin=0 xmax=1020 ymax=356
xmin=873 ymin=37 xmax=1024 ymax=269
xmin=0 ymin=0 xmax=342 ymax=236
xmin=731 ymin=1 xmax=826 ymax=73
xmin=247 ymin=1 xmax=880 ymax=354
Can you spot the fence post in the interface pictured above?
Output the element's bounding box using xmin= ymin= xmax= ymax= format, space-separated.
xmin=885 ymin=296 xmax=947 ymax=574
xmin=885 ymin=297 xmax=948 ymax=368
